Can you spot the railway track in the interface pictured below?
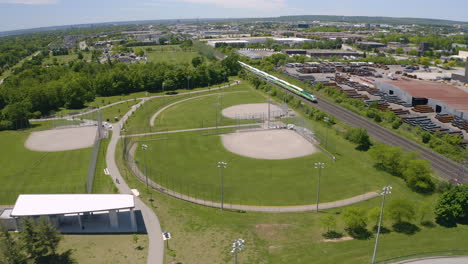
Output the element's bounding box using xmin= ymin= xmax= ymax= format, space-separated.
xmin=251 ymin=69 xmax=467 ymax=183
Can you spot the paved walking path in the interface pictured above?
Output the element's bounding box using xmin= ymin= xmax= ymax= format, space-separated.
xmin=127 ymin=142 xmax=378 ymax=212
xmin=104 ymin=81 xmax=241 ymax=264
xmin=122 ymin=123 xmax=261 ymax=138
xmin=391 ymin=256 xmax=468 ymax=264
xmin=106 ymin=98 xmax=164 ymax=264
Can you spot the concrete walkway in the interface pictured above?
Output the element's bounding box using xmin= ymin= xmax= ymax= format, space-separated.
xmin=391 ymin=256 xmax=468 ymax=264
xmin=106 ymin=98 xmax=164 ymax=264
xmin=127 ymin=142 xmax=378 ymax=212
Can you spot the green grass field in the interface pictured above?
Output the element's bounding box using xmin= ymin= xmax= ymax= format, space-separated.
xmin=42 ymin=52 xmax=92 ymax=65
xmin=146 ymin=51 xmax=199 ymax=64
xmin=92 ymin=136 xmax=118 ymax=194
xmin=0 ymin=123 xmax=91 ymax=204
xmin=60 ymin=234 xmax=148 ymax=264
xmin=142 ymin=45 xmax=187 ymax=52
xmin=116 ymin=140 xmax=468 ymax=264
xmin=124 ymin=81 xmax=247 ymax=134
xmin=153 ymin=89 xmax=267 ymax=131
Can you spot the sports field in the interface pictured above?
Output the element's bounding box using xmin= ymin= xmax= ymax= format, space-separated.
xmin=0 ymin=123 xmax=91 ymax=204
xmin=146 ymin=51 xmax=199 ymax=64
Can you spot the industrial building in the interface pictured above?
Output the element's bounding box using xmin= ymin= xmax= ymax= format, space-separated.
xmin=282 ymin=49 xmax=363 ymax=58
xmin=206 ymin=37 xmax=313 ymax=48
xmin=452 ymin=61 xmax=468 ymax=83
xmin=376 ymin=79 xmax=468 ymax=119
xmin=357 ymin=41 xmax=387 ymax=50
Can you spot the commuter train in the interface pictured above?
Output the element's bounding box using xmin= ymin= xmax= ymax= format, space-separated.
xmin=239 ymin=61 xmax=317 ymax=103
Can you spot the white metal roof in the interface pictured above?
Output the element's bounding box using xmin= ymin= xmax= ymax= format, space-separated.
xmin=11 ymin=194 xmax=135 ymax=217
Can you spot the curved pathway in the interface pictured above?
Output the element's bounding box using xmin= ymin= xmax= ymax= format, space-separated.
xmin=104 ymin=81 xmax=241 ymax=264
xmin=391 ymin=256 xmax=468 ymax=264
xmin=126 ymin=142 xmax=378 ymax=212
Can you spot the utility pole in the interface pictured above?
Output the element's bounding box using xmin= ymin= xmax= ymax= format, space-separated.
xmin=372 ymin=186 xmax=392 ymax=264
xmin=314 ymin=162 xmax=325 ymax=212
xmin=217 ymin=161 xmax=227 ymax=210
xmin=324 ymin=116 xmax=330 ymax=149
xmin=231 ymin=239 xmax=245 ymax=264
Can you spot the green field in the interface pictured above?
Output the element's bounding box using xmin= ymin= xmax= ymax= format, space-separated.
xmin=124 ymin=81 xmax=247 ymax=134
xmin=116 ymin=141 xmax=468 ymax=264
xmin=153 ymin=89 xmax=267 ymax=131
xmin=42 ymin=52 xmax=92 ymax=65
xmin=142 ymin=45 xmax=187 ymax=52
xmin=60 ymin=234 xmax=148 ymax=264
xmin=0 ymin=124 xmax=91 ymax=204
xmin=146 ymin=51 xmax=199 ymax=64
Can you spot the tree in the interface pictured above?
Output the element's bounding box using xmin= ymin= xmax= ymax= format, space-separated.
xmin=395 ymin=47 xmax=404 ymax=55
xmin=408 ymin=49 xmax=418 ymax=56
xmin=221 ymin=54 xmax=242 ymax=76
xmin=368 ymin=207 xmax=382 ymax=227
xmin=387 ymin=198 xmax=415 ymax=223
xmin=419 ymin=57 xmax=431 ymax=66
xmin=403 ymin=160 xmax=435 ymax=193
xmin=134 ymin=48 xmax=145 ymax=57
xmin=77 ymin=52 xmax=84 ymax=60
xmin=343 ymin=207 xmax=367 ymax=230
xmin=422 ymin=132 xmax=431 ymax=144
xmin=191 ymin=56 xmax=204 ymax=68
xmin=0 ymin=227 xmax=26 ymax=264
xmin=345 ymin=128 xmax=372 ymax=151
xmin=1 ymin=100 xmax=32 ymax=129
xmin=434 ymin=185 xmax=468 ymax=227
xmin=319 ymin=215 xmax=337 ymax=232
xmin=369 ymin=144 xmax=404 ymax=175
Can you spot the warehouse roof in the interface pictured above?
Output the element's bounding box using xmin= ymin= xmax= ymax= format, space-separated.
xmin=11 ymin=194 xmax=135 ymax=217
xmin=383 ymin=79 xmax=468 ymax=111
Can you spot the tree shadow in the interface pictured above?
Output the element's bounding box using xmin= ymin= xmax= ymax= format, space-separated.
xmin=346 ymin=227 xmax=372 ymax=240
xmin=420 ymin=221 xmax=436 ymax=228
xmin=322 ymin=231 xmax=344 ymax=239
xmin=392 ymin=222 xmax=420 ymax=235
xmin=36 ymin=249 xmax=76 ymax=264
xmin=372 ymin=225 xmax=391 ymax=234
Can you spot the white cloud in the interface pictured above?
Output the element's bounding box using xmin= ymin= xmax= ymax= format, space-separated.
xmin=0 ymin=0 xmax=58 ymax=4
xmin=154 ymin=0 xmax=287 ymax=9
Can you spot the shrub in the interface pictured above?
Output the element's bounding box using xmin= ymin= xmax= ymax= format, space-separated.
xmin=434 ymin=185 xmax=468 ymax=227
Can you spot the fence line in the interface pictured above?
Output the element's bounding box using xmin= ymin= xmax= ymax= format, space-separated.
xmin=85 ymin=111 xmax=103 ymax=193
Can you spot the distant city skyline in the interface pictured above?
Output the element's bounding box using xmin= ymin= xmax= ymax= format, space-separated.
xmin=0 ymin=0 xmax=468 ymax=32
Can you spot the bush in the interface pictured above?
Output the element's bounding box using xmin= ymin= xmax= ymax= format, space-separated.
xmin=391 ymin=119 xmax=402 ymax=129
xmin=422 ymin=132 xmax=431 ymax=144
xmin=345 ymin=128 xmax=372 ymax=151
xmin=434 ymin=185 xmax=468 ymax=227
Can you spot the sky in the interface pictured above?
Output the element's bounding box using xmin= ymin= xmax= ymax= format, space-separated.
xmin=0 ymin=0 xmax=468 ymax=32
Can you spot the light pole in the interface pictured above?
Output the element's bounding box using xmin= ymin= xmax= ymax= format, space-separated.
xmin=187 ymin=76 xmax=191 ymax=90
xmin=324 ymin=116 xmax=330 ymax=149
xmin=213 ymin=103 xmax=219 ymax=130
xmin=141 ymin=144 xmax=149 ymax=192
xmin=314 ymin=162 xmax=325 ymax=212
xmin=162 ymin=81 xmax=165 ymax=94
xmin=231 ymin=239 xmax=245 ymax=264
xmin=219 ymin=94 xmax=224 ymax=123
xmin=372 ymin=186 xmax=392 ymax=264
xmin=218 ymin=161 xmax=227 ymax=210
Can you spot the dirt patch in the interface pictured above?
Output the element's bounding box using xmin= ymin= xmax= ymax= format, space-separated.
xmin=222 ymin=103 xmax=285 ymax=119
xmin=320 ymin=237 xmax=354 ymax=242
xmin=221 ymin=129 xmax=318 ymax=160
xmin=255 ymin=224 xmax=291 ymax=241
xmin=25 ymin=126 xmax=97 ymax=152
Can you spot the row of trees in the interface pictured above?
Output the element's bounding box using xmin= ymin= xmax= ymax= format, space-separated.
xmin=321 ymin=198 xmax=425 ymax=240
xmin=370 ymin=144 xmax=435 ymax=193
xmin=0 ymin=52 xmax=242 ymax=130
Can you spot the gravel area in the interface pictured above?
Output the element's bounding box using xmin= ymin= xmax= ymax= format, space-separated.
xmin=25 ymin=126 xmax=97 ymax=152
xmin=222 ymin=103 xmax=285 ymax=119
xmin=221 ymin=129 xmax=318 ymax=160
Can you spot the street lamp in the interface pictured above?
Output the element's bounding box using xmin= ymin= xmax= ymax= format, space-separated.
xmin=372 ymin=186 xmax=392 ymax=264
xmin=231 ymin=239 xmax=245 ymax=264
xmin=218 ymin=161 xmax=227 ymax=210
xmin=314 ymin=162 xmax=325 ymax=212
xmin=141 ymin=144 xmax=149 ymax=192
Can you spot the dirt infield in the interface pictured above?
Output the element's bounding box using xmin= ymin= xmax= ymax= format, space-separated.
xmin=222 ymin=103 xmax=284 ymax=119
xmin=25 ymin=126 xmax=97 ymax=152
xmin=221 ymin=129 xmax=318 ymax=160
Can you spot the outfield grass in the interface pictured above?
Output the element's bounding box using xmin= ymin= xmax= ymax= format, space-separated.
xmin=124 ymin=81 xmax=248 ymax=134
xmin=116 ymin=140 xmax=468 ymax=264
xmin=142 ymin=45 xmax=187 ymax=52
xmin=146 ymin=51 xmax=199 ymax=64
xmin=60 ymin=234 xmax=148 ymax=264
xmin=0 ymin=123 xmax=91 ymax=204
xmin=153 ymin=89 xmax=267 ymax=131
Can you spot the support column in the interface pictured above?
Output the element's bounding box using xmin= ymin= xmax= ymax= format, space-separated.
xmin=109 ymin=210 xmax=119 ymax=229
xmin=130 ymin=208 xmax=137 ymax=231
xmin=77 ymin=213 xmax=83 ymax=230
xmin=14 ymin=218 xmax=19 ymax=232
